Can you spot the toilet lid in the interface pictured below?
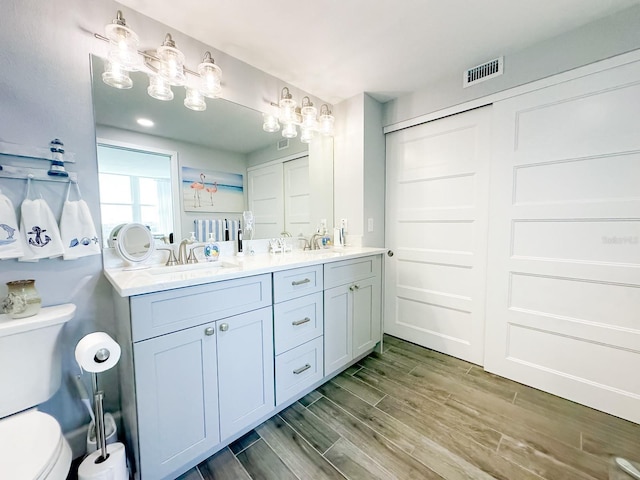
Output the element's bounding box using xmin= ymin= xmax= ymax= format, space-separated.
xmin=0 ymin=410 xmax=63 ymax=480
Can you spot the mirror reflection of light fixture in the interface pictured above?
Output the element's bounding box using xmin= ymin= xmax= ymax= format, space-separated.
xmin=102 ymin=60 xmax=133 ymax=90
xmin=184 ymin=87 xmax=207 ymax=111
xmin=95 ymin=11 xmax=223 ymax=111
xmin=147 ymin=74 xmax=174 ymax=101
xmin=263 ymin=88 xmax=335 ymax=142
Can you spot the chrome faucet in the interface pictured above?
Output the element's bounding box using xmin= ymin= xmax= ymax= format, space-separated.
xmin=178 ymin=238 xmax=194 ymax=264
xmin=309 ymin=233 xmax=323 ymax=250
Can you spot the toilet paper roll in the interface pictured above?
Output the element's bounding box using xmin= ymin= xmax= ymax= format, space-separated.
xmin=75 ymin=332 xmax=121 ymax=373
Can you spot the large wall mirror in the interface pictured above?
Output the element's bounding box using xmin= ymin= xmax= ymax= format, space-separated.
xmin=90 ymin=54 xmax=333 ymax=246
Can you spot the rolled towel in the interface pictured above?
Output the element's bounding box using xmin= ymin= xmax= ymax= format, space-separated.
xmin=0 ymin=189 xmax=24 ymax=260
xmin=19 ymin=198 xmax=64 ymax=261
xmin=60 ymin=199 xmax=101 ymax=260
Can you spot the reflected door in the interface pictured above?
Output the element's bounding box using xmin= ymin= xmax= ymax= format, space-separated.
xmin=247 ymin=163 xmax=284 ymax=239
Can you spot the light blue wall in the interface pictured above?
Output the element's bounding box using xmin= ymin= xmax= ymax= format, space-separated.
xmin=0 ymin=0 xmax=326 ymax=439
xmin=384 ymin=4 xmax=640 ymax=127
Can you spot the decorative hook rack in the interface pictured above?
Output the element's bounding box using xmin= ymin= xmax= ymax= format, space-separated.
xmin=0 ymin=164 xmax=78 ymax=183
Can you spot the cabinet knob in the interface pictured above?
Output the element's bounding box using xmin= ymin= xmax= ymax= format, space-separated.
xmin=349 ymin=284 xmax=360 ymax=292
xmin=220 ymin=323 xmax=229 ymax=332
xmin=204 ymin=327 xmax=215 ymax=336
xmin=387 ymin=250 xmax=394 ymax=257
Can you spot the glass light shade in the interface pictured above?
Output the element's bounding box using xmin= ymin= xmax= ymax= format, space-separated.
xmin=301 ymin=105 xmax=318 ymax=130
xmin=184 ymin=88 xmax=206 ymax=111
xmin=282 ymin=122 xmax=298 ymax=139
xmin=105 ymin=23 xmax=141 ymax=71
xmin=279 ymin=98 xmax=297 ymax=124
xmin=147 ymin=75 xmax=174 ymax=101
xmin=157 ymin=44 xmax=186 ymax=86
xmin=262 ymin=113 xmax=280 ymax=133
xmin=300 ymin=127 xmax=316 ymax=144
xmin=319 ymin=113 xmax=335 ymax=136
xmin=198 ymin=62 xmax=222 ymax=98
xmin=102 ymin=60 xmax=133 ymax=89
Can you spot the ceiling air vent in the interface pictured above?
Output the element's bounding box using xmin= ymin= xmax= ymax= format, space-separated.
xmin=463 ymin=56 xmax=504 ymax=88
xmin=277 ymin=138 xmax=289 ymax=151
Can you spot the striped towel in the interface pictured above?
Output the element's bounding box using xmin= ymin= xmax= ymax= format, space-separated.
xmin=194 ymin=219 xmax=239 ymax=242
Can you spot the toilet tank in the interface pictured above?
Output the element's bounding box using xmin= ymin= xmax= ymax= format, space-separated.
xmin=0 ymin=304 xmax=76 ymax=418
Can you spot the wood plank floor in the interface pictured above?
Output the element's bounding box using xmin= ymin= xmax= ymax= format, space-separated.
xmin=175 ymin=334 xmax=640 ymax=480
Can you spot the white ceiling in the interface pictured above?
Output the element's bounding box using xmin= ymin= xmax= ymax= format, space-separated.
xmin=116 ymin=0 xmax=640 ymax=104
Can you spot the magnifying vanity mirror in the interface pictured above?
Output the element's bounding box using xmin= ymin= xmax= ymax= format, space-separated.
xmin=109 ymin=223 xmax=155 ymax=265
xmin=90 ymin=54 xmax=334 ymax=250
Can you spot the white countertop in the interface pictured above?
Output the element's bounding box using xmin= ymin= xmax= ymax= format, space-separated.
xmin=104 ymin=247 xmax=386 ymax=297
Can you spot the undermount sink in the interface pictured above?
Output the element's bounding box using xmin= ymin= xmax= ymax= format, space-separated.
xmin=145 ymin=260 xmax=238 ymax=275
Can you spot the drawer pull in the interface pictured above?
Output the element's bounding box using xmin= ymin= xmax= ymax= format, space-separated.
xmin=292 ymin=317 xmax=311 ymax=326
xmin=293 ymin=364 xmax=311 ymax=375
xmin=220 ymin=323 xmax=229 ymax=332
xmin=291 ymin=278 xmax=311 ymax=286
xmin=204 ymin=327 xmax=215 ymax=336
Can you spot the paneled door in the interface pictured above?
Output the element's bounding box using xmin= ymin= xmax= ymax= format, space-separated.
xmin=484 ymin=59 xmax=640 ymax=422
xmin=384 ymin=106 xmax=492 ymax=365
xmin=247 ymin=163 xmax=284 ymax=239
xmin=284 ymin=156 xmax=311 ymax=237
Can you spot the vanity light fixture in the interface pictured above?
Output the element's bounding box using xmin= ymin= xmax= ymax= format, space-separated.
xmin=263 ymin=88 xmax=335 ymax=142
xmin=95 ymin=11 xmax=224 ymax=112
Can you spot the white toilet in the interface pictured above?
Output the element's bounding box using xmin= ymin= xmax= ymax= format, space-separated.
xmin=0 ymin=303 xmax=76 ymax=480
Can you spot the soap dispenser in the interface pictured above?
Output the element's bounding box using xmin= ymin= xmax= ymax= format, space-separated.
xmin=204 ymin=233 xmax=220 ymax=262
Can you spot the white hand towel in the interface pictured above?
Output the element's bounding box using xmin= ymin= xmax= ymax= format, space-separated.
xmin=19 ymin=198 xmax=65 ymax=261
xmin=0 ymin=189 xmax=24 ymax=260
xmin=60 ymin=199 xmax=101 ymax=260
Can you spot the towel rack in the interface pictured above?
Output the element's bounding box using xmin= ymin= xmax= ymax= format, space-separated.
xmin=0 ymin=164 xmax=78 ymax=183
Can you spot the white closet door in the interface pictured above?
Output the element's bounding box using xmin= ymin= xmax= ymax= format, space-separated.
xmin=284 ymin=156 xmax=311 ymax=237
xmin=485 ymin=59 xmax=640 ymax=423
xmin=247 ymin=163 xmax=284 ymax=239
xmin=384 ymin=106 xmax=492 ymax=365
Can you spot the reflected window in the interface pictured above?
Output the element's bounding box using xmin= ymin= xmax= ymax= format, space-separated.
xmin=97 ymin=144 xmax=173 ymax=246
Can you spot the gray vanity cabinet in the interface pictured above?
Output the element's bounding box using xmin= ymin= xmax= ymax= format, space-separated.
xmin=323 ymin=255 xmax=382 ymax=376
xmin=134 ymin=322 xmax=220 ymax=480
xmin=128 ymin=274 xmax=273 ymax=480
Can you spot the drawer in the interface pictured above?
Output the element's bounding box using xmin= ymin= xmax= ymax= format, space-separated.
xmin=275 ymin=337 xmax=324 ymax=406
xmin=323 ymin=255 xmax=382 ymax=289
xmin=130 ymin=274 xmax=272 ymax=342
xmin=273 ymin=264 xmax=323 ymax=303
xmin=273 ymin=292 xmax=323 ymax=355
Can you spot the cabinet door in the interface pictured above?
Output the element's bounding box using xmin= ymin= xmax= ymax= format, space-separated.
xmin=324 ymin=284 xmax=352 ymax=376
xmin=217 ymin=307 xmax=274 ymax=440
xmin=352 ymin=275 xmax=382 ymax=358
xmin=134 ymin=323 xmax=219 ymax=480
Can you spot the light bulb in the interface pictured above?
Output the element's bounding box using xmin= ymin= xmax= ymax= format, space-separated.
xmin=147 ymin=75 xmax=174 ymax=101
xmin=198 ymin=52 xmax=222 ymax=98
xmin=262 ymin=113 xmax=280 ymax=133
xmin=184 ymin=88 xmax=206 ymax=111
xmin=300 ymin=127 xmax=316 ymax=144
xmin=104 ymin=11 xmax=141 ymax=71
xmin=282 ymin=122 xmax=297 ymax=139
xmin=102 ymin=60 xmax=132 ymax=89
xmin=157 ymin=34 xmax=186 ymax=86
xmin=319 ymin=108 xmax=335 ymax=136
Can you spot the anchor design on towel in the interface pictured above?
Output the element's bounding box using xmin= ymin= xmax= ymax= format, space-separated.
xmin=27 ymin=226 xmax=52 ymax=247
xmin=0 ymin=224 xmax=17 ymax=245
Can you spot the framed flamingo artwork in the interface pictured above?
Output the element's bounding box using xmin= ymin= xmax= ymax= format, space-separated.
xmin=181 ymin=166 xmax=244 ymax=213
